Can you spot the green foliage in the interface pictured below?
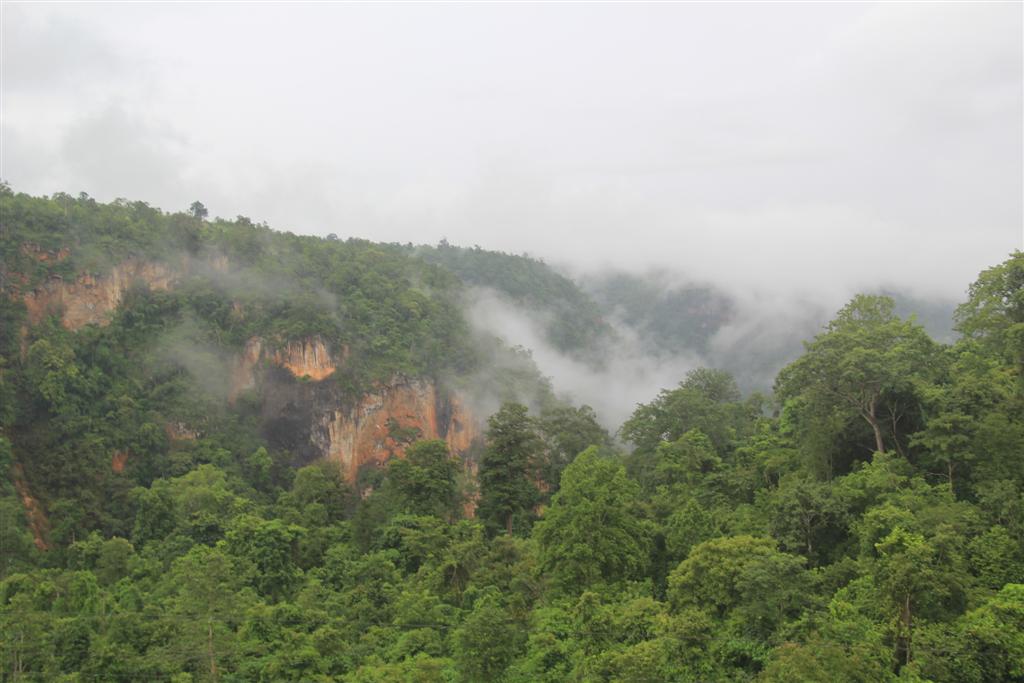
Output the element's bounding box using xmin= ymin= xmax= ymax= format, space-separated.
xmin=534 ymin=447 xmax=650 ymax=592
xmin=477 ymin=403 xmax=542 ymax=537
xmin=585 ymin=270 xmax=736 ymax=356
xmin=535 ymin=403 xmax=610 ymax=493
xmin=777 ymin=295 xmax=936 ymax=466
xmin=668 ymin=536 xmax=807 ymax=639
xmin=386 ymin=440 xmax=463 ymax=520
xmin=225 ymin=514 xmax=305 ymax=601
xmin=415 ymin=242 xmax=612 ymax=360
xmin=911 ymin=583 xmax=1024 ymax=683
xmin=955 ymin=250 xmax=1024 ymax=373
xmin=2 ymin=189 xmax=1023 ymax=682
xmin=622 ymin=367 xmax=758 ymax=467
xmin=453 ymin=590 xmax=526 ymax=682
xmin=757 ymin=473 xmax=845 ymax=564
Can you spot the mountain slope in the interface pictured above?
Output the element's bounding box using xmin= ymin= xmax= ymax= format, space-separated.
xmin=0 ymin=188 xmax=562 ymax=544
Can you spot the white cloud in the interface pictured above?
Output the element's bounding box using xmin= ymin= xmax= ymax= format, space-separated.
xmin=466 ymin=287 xmax=702 ymax=429
xmin=1 ymin=2 xmax=1019 ymax=304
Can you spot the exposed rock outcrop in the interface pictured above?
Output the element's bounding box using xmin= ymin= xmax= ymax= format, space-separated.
xmin=21 ymin=243 xmax=71 ymax=263
xmin=19 ymin=252 xmax=232 ymax=332
xmin=111 ymin=450 xmax=130 ymax=473
xmin=165 ymin=422 xmax=199 ymax=442
xmin=317 ymin=378 xmax=480 ymax=481
xmin=23 ymin=259 xmax=179 ymax=329
xmin=16 ymin=252 xmax=483 ymax=498
xmin=227 ymin=333 xmax=482 ymax=484
xmin=273 ymin=337 xmax=340 ymax=381
xmin=229 ymin=336 xmax=345 ymax=402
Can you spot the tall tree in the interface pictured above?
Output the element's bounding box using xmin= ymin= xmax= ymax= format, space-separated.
xmin=189 ymin=201 xmax=209 ymax=220
xmin=478 ymin=403 xmax=541 ymax=536
xmin=776 ymin=295 xmax=935 ymax=457
xmin=536 ymin=404 xmax=610 ymax=493
xmin=620 ymin=367 xmax=758 ymax=475
xmin=667 ymin=535 xmax=807 ymax=640
xmin=954 ymin=250 xmax=1024 ymax=373
xmin=385 ymin=439 xmax=462 ymax=520
xmin=533 ymin=447 xmax=650 ymax=592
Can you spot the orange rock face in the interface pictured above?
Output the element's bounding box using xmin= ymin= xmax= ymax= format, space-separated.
xmin=322 ymin=378 xmax=481 ymax=483
xmin=15 ymin=251 xmax=484 ymax=507
xmin=272 ymin=337 xmax=338 ymax=381
xmin=228 ymin=336 xmax=348 ymax=402
xmin=111 ymin=450 xmax=130 ymax=473
xmin=23 ymin=260 xmax=179 ymax=330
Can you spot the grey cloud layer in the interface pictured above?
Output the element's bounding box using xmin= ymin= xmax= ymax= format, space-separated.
xmin=2 ymin=2 xmax=1020 ymax=302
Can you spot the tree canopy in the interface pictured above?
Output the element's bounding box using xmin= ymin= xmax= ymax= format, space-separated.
xmin=2 ymin=189 xmax=1022 ymax=682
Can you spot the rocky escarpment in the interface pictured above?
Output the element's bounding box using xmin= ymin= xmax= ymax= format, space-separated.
xmin=274 ymin=337 xmax=343 ymax=381
xmin=317 ymin=378 xmax=480 ymax=483
xmin=23 ymin=259 xmax=181 ymax=329
xmin=20 ymin=253 xmax=231 ymax=332
xmin=229 ymin=335 xmax=343 ymax=402
xmin=21 ymin=243 xmax=71 ymax=264
xmin=17 ymin=252 xmax=482 ymax=493
xmin=231 ymin=335 xmax=481 ymax=484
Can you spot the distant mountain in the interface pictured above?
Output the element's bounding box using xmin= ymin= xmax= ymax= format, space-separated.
xmin=411 ymin=242 xmax=614 ymax=363
xmin=405 ymin=245 xmax=959 ymax=396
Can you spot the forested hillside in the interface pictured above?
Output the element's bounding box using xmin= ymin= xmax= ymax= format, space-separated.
xmin=413 ymin=242 xmax=613 ymax=363
xmin=1 ymin=187 xmax=1022 ymax=681
xmin=403 ymin=245 xmax=959 ymax=396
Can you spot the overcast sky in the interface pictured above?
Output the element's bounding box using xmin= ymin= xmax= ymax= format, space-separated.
xmin=3 ymin=2 xmax=1021 ymax=302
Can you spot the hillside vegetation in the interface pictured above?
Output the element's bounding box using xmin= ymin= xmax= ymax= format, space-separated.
xmin=1 ymin=187 xmax=1022 ymax=682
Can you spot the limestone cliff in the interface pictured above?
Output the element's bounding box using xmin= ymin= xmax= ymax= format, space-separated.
xmin=111 ymin=450 xmax=130 ymax=474
xmin=222 ymin=335 xmax=481 ymax=483
xmin=21 ymin=243 xmax=71 ymax=264
xmin=20 ymin=252 xmax=231 ymax=331
xmin=229 ymin=336 xmax=343 ymax=402
xmin=316 ymin=377 xmax=480 ymax=483
xmin=16 ymin=253 xmax=482 ymax=500
xmin=273 ymin=337 xmax=341 ymax=381
xmin=164 ymin=422 xmax=199 ymax=442
xmin=23 ymin=259 xmax=180 ymax=329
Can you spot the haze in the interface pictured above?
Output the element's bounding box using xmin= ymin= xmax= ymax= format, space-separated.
xmin=2 ymin=2 xmax=1021 ymax=303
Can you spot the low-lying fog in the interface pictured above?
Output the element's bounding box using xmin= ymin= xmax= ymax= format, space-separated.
xmin=467 ymin=278 xmax=957 ymax=430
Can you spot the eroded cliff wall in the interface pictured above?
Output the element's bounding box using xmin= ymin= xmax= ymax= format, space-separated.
xmin=317 ymin=378 xmax=480 ymax=482
xmin=273 ymin=337 xmax=341 ymax=381
xmin=230 ymin=335 xmax=480 ymax=483
xmin=19 ymin=253 xmax=234 ymax=335
xmin=16 ymin=253 xmax=482 ymax=499
xmin=24 ymin=259 xmax=181 ymax=329
xmin=12 ymin=464 xmax=51 ymax=551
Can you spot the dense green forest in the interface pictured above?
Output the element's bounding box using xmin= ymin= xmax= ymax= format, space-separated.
xmin=412 ymin=242 xmax=613 ymax=363
xmin=1 ymin=187 xmax=1022 ymax=681
xmin=407 ymin=243 xmax=958 ymax=394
